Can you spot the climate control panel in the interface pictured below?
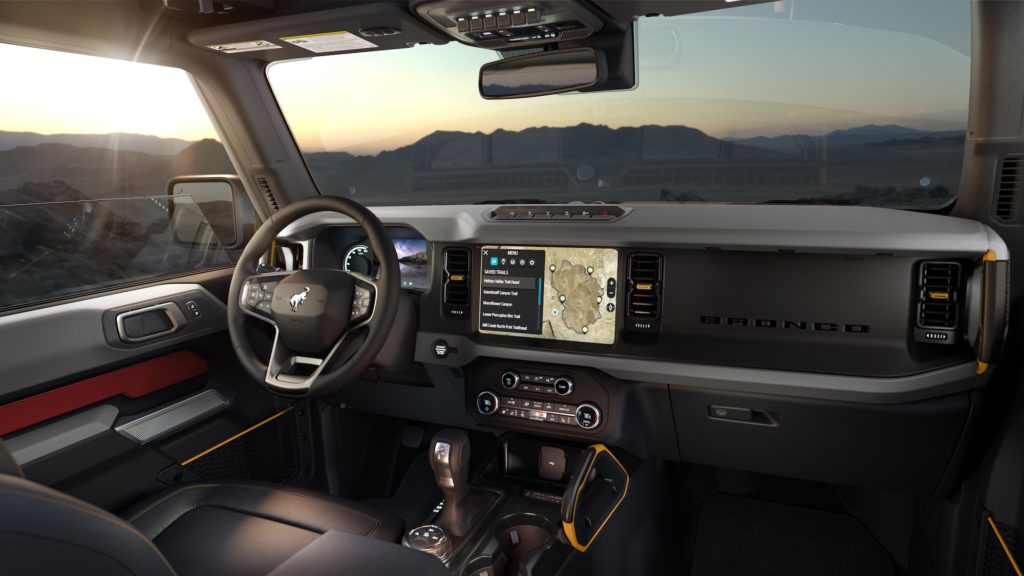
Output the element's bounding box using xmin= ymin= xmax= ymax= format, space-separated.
xmin=500 ymin=369 xmax=574 ymax=396
xmin=476 ymin=391 xmax=601 ymax=430
xmin=471 ymin=362 xmax=608 ymax=436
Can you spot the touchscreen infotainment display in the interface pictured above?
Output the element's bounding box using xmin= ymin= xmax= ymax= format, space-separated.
xmin=479 ymin=246 xmax=619 ymax=344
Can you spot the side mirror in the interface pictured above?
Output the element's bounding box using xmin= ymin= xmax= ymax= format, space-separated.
xmin=479 ymin=47 xmax=604 ymax=99
xmin=168 ymin=175 xmax=254 ymax=250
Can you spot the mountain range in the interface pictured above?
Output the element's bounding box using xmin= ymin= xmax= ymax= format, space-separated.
xmin=729 ymin=124 xmax=966 ymax=157
xmin=0 ymin=137 xmax=232 ymax=201
xmin=0 ymin=123 xmax=966 ymax=206
xmin=0 ymin=131 xmax=194 ymax=156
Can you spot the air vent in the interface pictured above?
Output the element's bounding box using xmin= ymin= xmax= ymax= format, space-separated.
xmin=254 ymin=175 xmax=279 ymax=213
xmin=626 ymin=253 xmax=662 ymax=333
xmin=914 ymin=261 xmax=961 ymax=344
xmin=994 ymin=155 xmax=1023 ymax=223
xmin=443 ymin=247 xmax=471 ymax=319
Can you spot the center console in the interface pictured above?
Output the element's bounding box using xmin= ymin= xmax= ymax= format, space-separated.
xmin=403 ymin=433 xmax=604 ymax=576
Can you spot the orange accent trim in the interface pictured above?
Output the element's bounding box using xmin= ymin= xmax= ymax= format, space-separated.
xmin=983 ymin=249 xmax=998 ymax=263
xmin=561 ymin=444 xmax=630 ymax=553
xmin=181 ymin=406 xmax=293 ymax=466
xmin=0 ymin=350 xmax=207 ymax=436
xmin=988 ymin=516 xmax=1023 ymax=576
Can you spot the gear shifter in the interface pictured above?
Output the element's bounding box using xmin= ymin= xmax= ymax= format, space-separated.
xmin=429 ymin=429 xmax=473 ymax=537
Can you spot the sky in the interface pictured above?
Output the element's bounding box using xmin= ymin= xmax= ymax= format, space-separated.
xmin=270 ymin=0 xmax=972 ymax=154
xmin=0 ymin=43 xmax=219 ymax=141
xmin=0 ymin=0 xmax=970 ymax=154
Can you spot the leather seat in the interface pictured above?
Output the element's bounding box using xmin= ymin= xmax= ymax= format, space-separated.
xmin=122 ymin=482 xmax=404 ymax=576
xmin=0 ymin=440 xmax=443 ymax=576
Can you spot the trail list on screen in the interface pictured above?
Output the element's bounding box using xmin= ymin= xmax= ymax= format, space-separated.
xmin=479 ymin=248 xmax=546 ymax=335
xmin=479 ymin=246 xmax=619 ymax=344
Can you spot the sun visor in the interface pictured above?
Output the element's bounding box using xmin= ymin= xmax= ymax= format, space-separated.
xmin=187 ymin=3 xmax=448 ymax=61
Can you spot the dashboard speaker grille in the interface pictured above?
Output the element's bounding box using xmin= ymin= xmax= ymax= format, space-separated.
xmin=917 ymin=261 xmax=961 ymax=329
xmin=443 ymin=247 xmax=471 ymax=319
xmin=994 ymin=155 xmax=1022 ymax=223
xmin=626 ymin=253 xmax=662 ymax=332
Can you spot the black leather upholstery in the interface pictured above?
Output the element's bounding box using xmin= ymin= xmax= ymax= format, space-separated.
xmin=267 ymin=530 xmax=449 ymax=576
xmin=0 ymin=474 xmax=176 ymax=576
xmin=122 ymin=482 xmax=404 ymax=576
xmin=0 ymin=439 xmax=430 ymax=576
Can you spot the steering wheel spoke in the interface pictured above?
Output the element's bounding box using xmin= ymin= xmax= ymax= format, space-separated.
xmin=239 ymin=271 xmax=290 ymax=323
xmin=347 ymin=271 xmax=377 ymax=328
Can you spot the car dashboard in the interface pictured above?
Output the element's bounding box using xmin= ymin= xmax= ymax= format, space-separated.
xmin=276 ymin=203 xmax=1009 ymax=494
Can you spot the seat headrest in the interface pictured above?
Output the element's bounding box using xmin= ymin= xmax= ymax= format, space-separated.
xmin=0 ymin=439 xmax=24 ymax=478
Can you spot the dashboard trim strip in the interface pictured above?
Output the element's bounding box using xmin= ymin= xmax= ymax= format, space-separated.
xmin=415 ymin=331 xmax=979 ymax=405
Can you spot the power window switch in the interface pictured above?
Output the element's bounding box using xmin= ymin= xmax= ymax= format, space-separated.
xmin=708 ymin=405 xmax=753 ymax=422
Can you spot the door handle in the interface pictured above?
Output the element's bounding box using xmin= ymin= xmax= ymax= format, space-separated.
xmin=116 ymin=303 xmax=186 ymax=344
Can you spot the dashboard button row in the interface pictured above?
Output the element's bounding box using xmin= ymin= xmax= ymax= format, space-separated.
xmin=488 ymin=205 xmax=626 ymax=222
xmin=477 ymin=391 xmax=602 ymax=430
xmin=503 ymin=372 xmax=574 ymax=396
xmin=501 ymin=396 xmax=575 ymax=414
xmin=496 ymin=407 xmax=577 ymax=426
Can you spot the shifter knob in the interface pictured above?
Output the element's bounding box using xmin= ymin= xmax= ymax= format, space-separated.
xmin=429 ymin=429 xmax=472 ymax=537
xmin=430 ymin=429 xmax=470 ymax=492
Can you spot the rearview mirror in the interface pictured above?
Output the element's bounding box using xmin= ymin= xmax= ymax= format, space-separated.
xmin=168 ymin=175 xmax=253 ymax=249
xmin=480 ymin=48 xmax=603 ymax=99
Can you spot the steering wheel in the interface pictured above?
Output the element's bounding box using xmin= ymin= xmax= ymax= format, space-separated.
xmin=227 ymin=196 xmax=400 ymax=396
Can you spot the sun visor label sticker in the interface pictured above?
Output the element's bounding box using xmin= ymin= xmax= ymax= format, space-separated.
xmin=205 ymin=40 xmax=282 ymax=54
xmin=279 ymin=31 xmax=378 ymax=54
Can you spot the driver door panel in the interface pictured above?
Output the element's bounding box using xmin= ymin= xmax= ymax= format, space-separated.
xmin=0 ymin=271 xmax=306 ymax=511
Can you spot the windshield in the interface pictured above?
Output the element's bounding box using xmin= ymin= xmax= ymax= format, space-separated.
xmin=268 ymin=0 xmax=970 ymax=208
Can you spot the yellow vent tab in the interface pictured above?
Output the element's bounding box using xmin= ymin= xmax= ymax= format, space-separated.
xmin=928 ymin=292 xmax=950 ymax=300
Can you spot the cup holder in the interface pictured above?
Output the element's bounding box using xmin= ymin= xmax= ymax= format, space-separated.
xmin=464 ymin=514 xmax=557 ymax=576
xmin=496 ymin=514 xmax=553 ymax=569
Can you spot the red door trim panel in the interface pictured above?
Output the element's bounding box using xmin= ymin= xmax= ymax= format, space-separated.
xmin=0 ymin=350 xmax=208 ymax=436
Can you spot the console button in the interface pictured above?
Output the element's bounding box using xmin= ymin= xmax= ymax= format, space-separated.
xmin=575 ymin=403 xmax=601 ymax=430
xmin=554 ymin=376 xmax=574 ymax=396
xmin=432 ymin=340 xmax=450 ymax=359
xmin=476 ymin=391 xmax=499 ymax=415
xmin=501 ymin=370 xmax=520 ymax=389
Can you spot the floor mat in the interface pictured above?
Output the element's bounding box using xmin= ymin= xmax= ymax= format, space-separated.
xmin=690 ymin=494 xmax=894 ymax=576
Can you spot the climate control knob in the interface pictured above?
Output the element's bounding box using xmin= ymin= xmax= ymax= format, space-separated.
xmin=554 ymin=376 xmax=574 ymax=396
xmin=575 ymin=403 xmax=601 ymax=430
xmin=500 ymin=370 xmax=520 ymax=390
xmin=476 ymin=391 xmax=500 ymax=415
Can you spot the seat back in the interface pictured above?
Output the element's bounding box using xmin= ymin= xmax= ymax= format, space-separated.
xmin=0 ymin=440 xmax=176 ymax=576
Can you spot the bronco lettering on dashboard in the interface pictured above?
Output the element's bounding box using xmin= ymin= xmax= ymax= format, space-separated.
xmin=700 ymin=315 xmax=870 ymax=334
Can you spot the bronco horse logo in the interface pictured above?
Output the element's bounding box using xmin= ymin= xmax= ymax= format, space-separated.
xmin=289 ymin=287 xmax=311 ymax=312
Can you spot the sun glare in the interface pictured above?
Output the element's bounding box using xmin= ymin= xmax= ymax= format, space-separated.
xmin=0 ymin=42 xmax=218 ymax=141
